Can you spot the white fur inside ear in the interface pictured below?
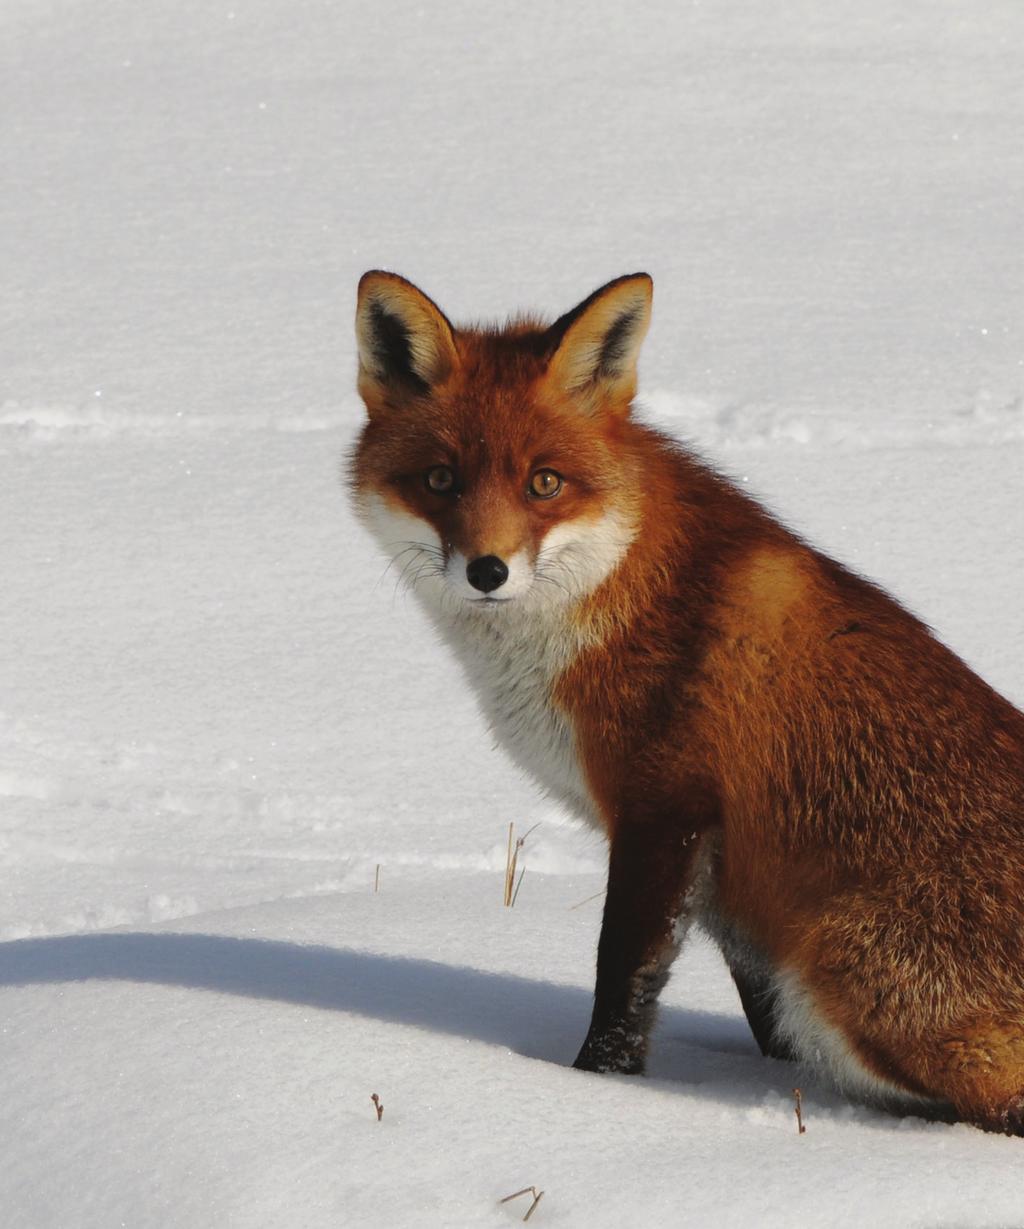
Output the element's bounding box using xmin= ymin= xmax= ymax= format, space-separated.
xmin=550 ymin=279 xmax=652 ymax=397
xmin=356 ymin=281 xmax=454 ymax=388
xmin=569 ymin=308 xmax=645 ymax=389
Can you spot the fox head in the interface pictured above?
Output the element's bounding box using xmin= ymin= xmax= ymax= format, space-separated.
xmin=350 ymin=271 xmax=653 ymax=615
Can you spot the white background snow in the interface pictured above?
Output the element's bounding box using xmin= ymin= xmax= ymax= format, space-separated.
xmin=2 ymin=1 xmax=1023 ymax=1224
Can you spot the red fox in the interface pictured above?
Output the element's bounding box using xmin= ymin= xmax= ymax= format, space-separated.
xmin=350 ymin=269 xmax=1024 ymax=1133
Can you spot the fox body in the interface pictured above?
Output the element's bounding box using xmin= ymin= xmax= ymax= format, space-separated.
xmin=350 ymin=270 xmax=1024 ymax=1132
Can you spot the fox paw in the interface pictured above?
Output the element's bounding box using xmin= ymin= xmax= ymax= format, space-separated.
xmin=967 ymin=1091 xmax=1024 ymax=1136
xmin=996 ymin=1092 xmax=1024 ymax=1136
xmin=572 ymin=1025 xmax=646 ymax=1075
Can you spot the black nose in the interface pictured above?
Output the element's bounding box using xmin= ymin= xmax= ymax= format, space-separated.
xmin=466 ymin=555 xmax=509 ymax=593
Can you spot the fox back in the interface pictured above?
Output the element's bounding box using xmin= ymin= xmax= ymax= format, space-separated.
xmin=350 ymin=270 xmax=1024 ymax=1134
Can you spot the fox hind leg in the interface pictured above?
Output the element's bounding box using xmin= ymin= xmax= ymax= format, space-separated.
xmin=728 ymin=961 xmax=798 ymax=1062
xmin=927 ymin=1020 xmax=1024 ymax=1135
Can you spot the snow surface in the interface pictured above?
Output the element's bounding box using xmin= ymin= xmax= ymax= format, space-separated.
xmin=2 ymin=0 xmax=1023 ymax=1225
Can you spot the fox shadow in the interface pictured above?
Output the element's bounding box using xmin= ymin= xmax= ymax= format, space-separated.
xmin=0 ymin=929 xmax=806 ymax=1110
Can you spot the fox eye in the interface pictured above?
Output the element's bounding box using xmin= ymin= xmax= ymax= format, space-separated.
xmin=425 ymin=465 xmax=455 ymax=493
xmin=529 ymin=468 xmax=562 ymax=499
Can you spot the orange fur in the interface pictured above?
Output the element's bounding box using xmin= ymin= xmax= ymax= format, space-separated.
xmin=350 ymin=270 xmax=1024 ymax=1132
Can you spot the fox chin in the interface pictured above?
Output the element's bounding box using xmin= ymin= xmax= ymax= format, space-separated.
xmin=349 ymin=268 xmax=1024 ymax=1136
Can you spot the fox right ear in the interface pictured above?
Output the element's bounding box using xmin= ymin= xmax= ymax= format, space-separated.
xmin=356 ymin=271 xmax=458 ymax=405
xmin=542 ymin=273 xmax=652 ymax=414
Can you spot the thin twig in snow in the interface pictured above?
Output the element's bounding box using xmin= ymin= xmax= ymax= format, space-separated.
xmin=568 ymin=890 xmax=605 ymax=911
xmin=793 ymin=1087 xmax=806 ymax=1134
xmin=500 ymin=1186 xmax=544 ymax=1221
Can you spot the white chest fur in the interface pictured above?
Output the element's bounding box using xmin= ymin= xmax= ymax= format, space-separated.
xmin=440 ymin=606 xmax=601 ymax=826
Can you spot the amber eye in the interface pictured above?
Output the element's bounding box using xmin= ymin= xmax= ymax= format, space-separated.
xmin=425 ymin=465 xmax=455 ymax=493
xmin=529 ymin=468 xmax=562 ymax=499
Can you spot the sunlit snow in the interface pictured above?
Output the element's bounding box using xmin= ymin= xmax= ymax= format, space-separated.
xmin=2 ymin=1 xmax=1023 ymax=1225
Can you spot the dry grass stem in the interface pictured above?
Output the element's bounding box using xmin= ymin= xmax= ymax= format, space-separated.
xmin=504 ymin=823 xmax=515 ymax=906
xmin=503 ymin=822 xmax=539 ymax=907
xmin=499 ymin=1186 xmax=544 ymax=1221
xmin=793 ymin=1087 xmax=806 ymax=1134
xmin=370 ymin=1092 xmax=383 ymax=1122
xmin=568 ymin=890 xmax=606 ymax=911
xmin=374 ymin=864 xmax=380 ymax=893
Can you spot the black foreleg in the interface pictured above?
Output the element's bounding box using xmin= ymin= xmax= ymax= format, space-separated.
xmin=574 ymin=812 xmax=707 ymax=1075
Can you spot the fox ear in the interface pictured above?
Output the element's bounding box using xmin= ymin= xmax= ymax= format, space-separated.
xmin=542 ymin=273 xmax=652 ymax=411
xmin=356 ymin=271 xmax=458 ymax=404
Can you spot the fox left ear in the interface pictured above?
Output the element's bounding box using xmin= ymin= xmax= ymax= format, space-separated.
xmin=356 ymin=271 xmax=458 ymax=408
xmin=542 ymin=273 xmax=652 ymax=412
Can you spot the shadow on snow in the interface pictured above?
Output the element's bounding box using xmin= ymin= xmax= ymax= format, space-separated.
xmin=0 ymin=930 xmax=775 ymax=1098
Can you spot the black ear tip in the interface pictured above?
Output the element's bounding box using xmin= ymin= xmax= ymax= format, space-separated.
xmin=594 ymin=272 xmax=653 ymax=303
xmin=357 ymin=270 xmax=385 ymax=302
xmin=357 ymin=269 xmax=411 ymax=299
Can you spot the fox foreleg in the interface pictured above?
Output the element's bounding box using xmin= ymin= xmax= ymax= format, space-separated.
xmin=573 ymin=810 xmax=710 ymax=1075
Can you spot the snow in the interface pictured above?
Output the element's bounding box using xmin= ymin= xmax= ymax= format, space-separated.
xmin=1 ymin=0 xmax=1023 ymax=1224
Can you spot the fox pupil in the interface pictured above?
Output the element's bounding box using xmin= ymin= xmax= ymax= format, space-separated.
xmin=426 ymin=465 xmax=454 ymax=493
xmin=530 ymin=469 xmax=562 ymax=498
